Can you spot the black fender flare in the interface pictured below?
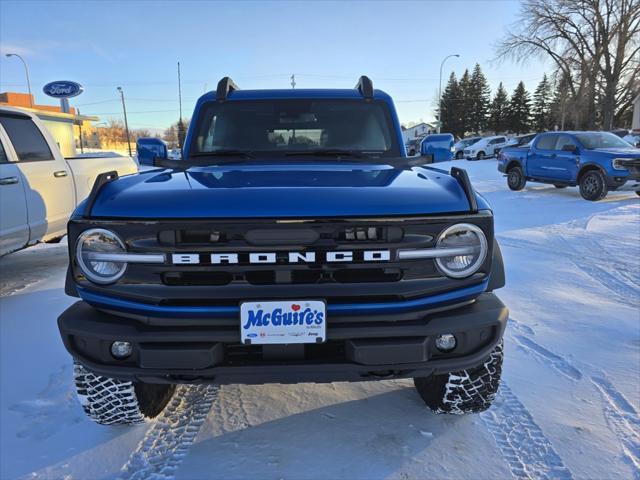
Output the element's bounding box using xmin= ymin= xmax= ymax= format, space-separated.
xmin=487 ymin=239 xmax=506 ymax=291
xmin=505 ymin=160 xmax=522 ymax=172
xmin=577 ymin=163 xmax=607 ymax=183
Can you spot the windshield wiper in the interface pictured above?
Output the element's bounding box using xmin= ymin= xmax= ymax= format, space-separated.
xmin=192 ymin=150 xmax=255 ymax=159
xmin=285 ymin=149 xmax=367 ymax=159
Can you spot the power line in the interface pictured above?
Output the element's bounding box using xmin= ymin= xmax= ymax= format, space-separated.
xmin=91 ymin=108 xmax=179 ymax=115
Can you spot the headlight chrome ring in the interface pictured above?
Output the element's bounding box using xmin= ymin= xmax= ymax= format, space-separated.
xmin=435 ymin=223 xmax=488 ymax=278
xmin=76 ymin=228 xmax=127 ymax=284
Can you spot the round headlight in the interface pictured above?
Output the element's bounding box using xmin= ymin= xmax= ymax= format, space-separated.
xmin=435 ymin=223 xmax=488 ymax=278
xmin=76 ymin=228 xmax=127 ymax=284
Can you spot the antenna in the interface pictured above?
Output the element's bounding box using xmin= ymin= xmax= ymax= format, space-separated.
xmin=290 ymin=74 xmax=296 ymax=89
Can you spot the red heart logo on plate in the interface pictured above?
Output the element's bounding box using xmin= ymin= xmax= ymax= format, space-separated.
xmin=291 ymin=304 xmax=301 ymax=311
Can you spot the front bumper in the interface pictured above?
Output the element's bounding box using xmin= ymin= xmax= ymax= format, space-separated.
xmin=58 ymin=293 xmax=508 ymax=384
xmin=608 ymin=176 xmax=640 ymax=191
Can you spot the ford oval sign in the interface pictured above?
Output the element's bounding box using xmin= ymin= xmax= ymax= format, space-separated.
xmin=42 ymin=81 xmax=84 ymax=98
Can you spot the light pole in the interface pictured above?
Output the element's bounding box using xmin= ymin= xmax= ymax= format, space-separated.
xmin=5 ymin=53 xmax=33 ymax=107
xmin=117 ymin=87 xmax=132 ymax=157
xmin=437 ymin=54 xmax=460 ymax=134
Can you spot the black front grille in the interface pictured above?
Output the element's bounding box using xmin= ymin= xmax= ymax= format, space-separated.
xmin=69 ymin=213 xmax=494 ymax=306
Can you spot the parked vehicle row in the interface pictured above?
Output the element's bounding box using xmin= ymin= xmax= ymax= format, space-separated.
xmin=0 ymin=107 xmax=138 ymax=256
xmin=497 ymin=131 xmax=640 ymax=201
xmin=455 ymin=133 xmax=537 ymax=161
xmin=463 ymin=136 xmax=509 ymax=160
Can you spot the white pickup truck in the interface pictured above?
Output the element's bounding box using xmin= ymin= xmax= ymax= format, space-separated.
xmin=0 ymin=107 xmax=138 ymax=256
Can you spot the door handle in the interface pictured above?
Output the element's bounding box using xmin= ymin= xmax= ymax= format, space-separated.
xmin=0 ymin=176 xmax=18 ymax=185
xmin=53 ymin=170 xmax=68 ymax=178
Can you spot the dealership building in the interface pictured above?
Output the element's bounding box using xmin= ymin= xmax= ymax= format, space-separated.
xmin=0 ymin=92 xmax=99 ymax=157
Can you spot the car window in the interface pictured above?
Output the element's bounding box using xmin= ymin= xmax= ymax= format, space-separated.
xmin=0 ymin=115 xmax=54 ymax=162
xmin=535 ymin=134 xmax=557 ymax=150
xmin=555 ymin=135 xmax=578 ymax=151
xmin=0 ymin=139 xmax=8 ymax=164
xmin=193 ymin=99 xmax=400 ymax=157
xmin=496 ymin=137 xmax=506 ymax=143
xmin=575 ymin=132 xmax=634 ymax=149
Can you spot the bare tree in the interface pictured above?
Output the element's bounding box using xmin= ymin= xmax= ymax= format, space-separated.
xmin=496 ymin=0 xmax=640 ymax=130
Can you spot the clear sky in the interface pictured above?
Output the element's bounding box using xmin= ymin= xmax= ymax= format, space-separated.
xmin=0 ymin=0 xmax=549 ymax=132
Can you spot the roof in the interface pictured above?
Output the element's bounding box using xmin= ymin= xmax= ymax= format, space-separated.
xmin=404 ymin=122 xmax=435 ymax=130
xmin=0 ymin=104 xmax=98 ymax=124
xmin=197 ymin=88 xmax=393 ymax=103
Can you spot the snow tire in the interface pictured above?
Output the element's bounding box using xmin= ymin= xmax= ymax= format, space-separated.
xmin=413 ymin=341 xmax=503 ymax=414
xmin=74 ymin=362 xmax=176 ymax=425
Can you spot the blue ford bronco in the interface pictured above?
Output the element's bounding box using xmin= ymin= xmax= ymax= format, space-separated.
xmin=58 ymin=77 xmax=508 ymax=425
xmin=498 ymin=131 xmax=640 ymax=200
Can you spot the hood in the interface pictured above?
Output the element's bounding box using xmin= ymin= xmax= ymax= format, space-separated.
xmin=591 ymin=147 xmax=640 ymax=157
xmin=89 ymin=162 xmax=473 ymax=218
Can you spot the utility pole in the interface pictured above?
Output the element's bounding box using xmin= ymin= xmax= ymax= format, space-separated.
xmin=6 ymin=53 xmax=33 ymax=107
xmin=437 ymin=54 xmax=460 ymax=134
xmin=117 ymin=86 xmax=132 ymax=157
xmin=177 ymin=61 xmax=185 ymax=149
xmin=77 ymin=108 xmax=84 ymax=154
xmin=290 ymin=74 xmax=296 ymax=89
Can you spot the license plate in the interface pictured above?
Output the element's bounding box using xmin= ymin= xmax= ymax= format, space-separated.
xmin=240 ymin=300 xmax=326 ymax=345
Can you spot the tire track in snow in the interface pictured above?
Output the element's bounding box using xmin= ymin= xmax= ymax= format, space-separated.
xmin=512 ymin=333 xmax=582 ymax=381
xmin=119 ymin=384 xmax=219 ymax=480
xmin=481 ymin=383 xmax=574 ymax=480
xmin=590 ymin=376 xmax=640 ymax=476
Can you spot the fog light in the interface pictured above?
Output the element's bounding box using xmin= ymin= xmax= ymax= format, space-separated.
xmin=435 ymin=334 xmax=457 ymax=352
xmin=111 ymin=341 xmax=133 ymax=359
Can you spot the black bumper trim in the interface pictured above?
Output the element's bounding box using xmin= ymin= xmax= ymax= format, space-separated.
xmin=58 ymin=293 xmax=508 ymax=384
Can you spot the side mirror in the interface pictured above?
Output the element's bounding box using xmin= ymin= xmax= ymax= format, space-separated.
xmin=561 ymin=144 xmax=577 ymax=153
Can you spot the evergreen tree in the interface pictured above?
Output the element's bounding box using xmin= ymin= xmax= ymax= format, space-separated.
xmin=550 ymin=71 xmax=572 ymax=130
xmin=531 ymin=74 xmax=552 ymax=131
xmin=468 ymin=64 xmax=491 ymax=133
xmin=440 ymin=72 xmax=464 ymax=138
xmin=508 ymin=81 xmax=531 ymax=134
xmin=488 ymin=82 xmax=510 ymax=133
xmin=458 ymin=69 xmax=473 ymax=135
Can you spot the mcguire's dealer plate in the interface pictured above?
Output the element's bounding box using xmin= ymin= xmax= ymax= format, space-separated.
xmin=240 ymin=300 xmax=326 ymax=345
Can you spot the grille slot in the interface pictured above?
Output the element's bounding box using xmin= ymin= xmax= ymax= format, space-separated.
xmin=163 ymin=271 xmax=232 ymax=286
xmin=333 ymin=268 xmax=402 ymax=283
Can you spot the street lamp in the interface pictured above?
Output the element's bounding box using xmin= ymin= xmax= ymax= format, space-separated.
xmin=437 ymin=54 xmax=460 ymax=134
xmin=117 ymin=86 xmax=132 ymax=157
xmin=5 ymin=53 xmax=33 ymax=107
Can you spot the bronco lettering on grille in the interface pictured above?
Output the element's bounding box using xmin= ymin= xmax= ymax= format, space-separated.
xmin=171 ymin=250 xmax=391 ymax=265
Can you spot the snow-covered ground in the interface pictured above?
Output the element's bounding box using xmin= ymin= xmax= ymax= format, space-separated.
xmin=1 ymin=160 xmax=638 ymax=480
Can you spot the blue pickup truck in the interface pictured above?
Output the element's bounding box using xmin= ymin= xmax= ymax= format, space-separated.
xmin=498 ymin=131 xmax=640 ymax=200
xmin=57 ymin=76 xmax=507 ymax=425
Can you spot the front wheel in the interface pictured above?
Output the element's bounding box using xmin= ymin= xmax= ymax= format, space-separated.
xmin=74 ymin=362 xmax=176 ymax=425
xmin=476 ymin=151 xmax=485 ymax=160
xmin=414 ymin=341 xmax=503 ymax=414
xmin=507 ymin=166 xmax=526 ymax=191
xmin=579 ymin=170 xmax=608 ymax=201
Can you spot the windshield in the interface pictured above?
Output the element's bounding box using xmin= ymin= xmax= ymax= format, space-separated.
xmin=460 ymin=138 xmax=479 ymax=147
xmin=575 ymin=132 xmax=633 ymax=150
xmin=191 ymin=99 xmax=400 ymax=158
